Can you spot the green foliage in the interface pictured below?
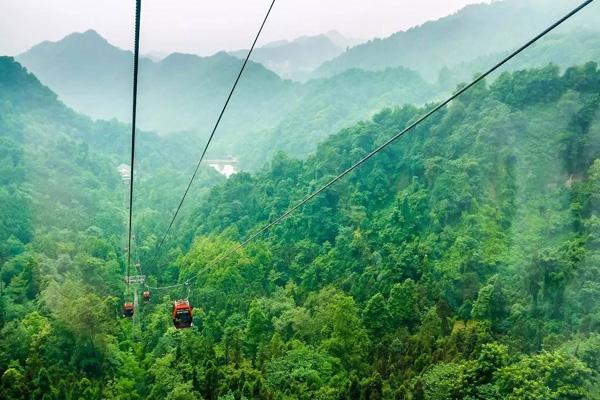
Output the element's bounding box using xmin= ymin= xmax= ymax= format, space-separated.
xmin=2 ymin=52 xmax=600 ymax=399
xmin=495 ymin=351 xmax=593 ymax=399
xmin=266 ymin=342 xmax=340 ymax=398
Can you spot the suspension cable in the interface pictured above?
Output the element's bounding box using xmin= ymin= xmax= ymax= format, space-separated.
xmin=127 ymin=0 xmax=142 ymax=287
xmin=147 ymin=0 xmax=595 ymax=290
xmin=148 ymin=0 xmax=276 ymax=269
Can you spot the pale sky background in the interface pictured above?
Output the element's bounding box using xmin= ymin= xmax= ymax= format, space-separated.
xmin=0 ymin=0 xmax=494 ymax=57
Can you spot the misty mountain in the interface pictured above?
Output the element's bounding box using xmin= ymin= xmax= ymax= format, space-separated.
xmin=15 ymin=30 xmax=432 ymax=168
xmin=16 ymin=30 xmax=135 ymax=122
xmin=17 ymin=30 xmax=294 ymax=136
xmin=0 ymin=54 xmax=208 ymax=175
xmin=313 ymin=0 xmax=600 ymax=81
xmin=244 ymin=66 xmax=433 ymax=167
xmin=16 ymin=0 xmax=600 ymax=170
xmin=323 ymin=30 xmax=364 ymax=49
xmin=440 ymin=28 xmax=600 ymax=91
xmin=0 ymin=55 xmax=220 ymax=234
xmin=230 ymin=31 xmax=363 ymax=81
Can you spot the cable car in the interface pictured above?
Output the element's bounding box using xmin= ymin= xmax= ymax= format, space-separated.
xmin=172 ymin=299 xmax=193 ymax=329
xmin=122 ymin=302 xmax=134 ymax=318
xmin=143 ymin=291 xmax=151 ymax=302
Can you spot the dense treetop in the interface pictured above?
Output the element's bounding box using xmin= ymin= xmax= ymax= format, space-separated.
xmin=1 ymin=51 xmax=600 ymax=398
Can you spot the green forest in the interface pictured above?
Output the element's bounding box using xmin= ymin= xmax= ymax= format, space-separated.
xmin=2 ymin=46 xmax=600 ymax=400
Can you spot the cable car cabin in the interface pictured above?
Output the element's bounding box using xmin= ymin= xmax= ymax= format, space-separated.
xmin=143 ymin=291 xmax=151 ymax=302
xmin=122 ymin=302 xmax=134 ymax=318
xmin=172 ymin=299 xmax=193 ymax=329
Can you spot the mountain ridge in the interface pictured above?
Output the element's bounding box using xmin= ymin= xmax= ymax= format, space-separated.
xmin=16 ymin=30 xmax=288 ymax=131
xmin=15 ymin=30 xmax=434 ymax=169
xmin=312 ymin=0 xmax=600 ymax=81
xmin=229 ymin=32 xmax=348 ymax=81
xmin=13 ymin=0 xmax=600 ymax=169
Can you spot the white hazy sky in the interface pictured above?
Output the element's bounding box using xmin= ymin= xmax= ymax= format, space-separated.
xmin=0 ymin=0 xmax=493 ymax=57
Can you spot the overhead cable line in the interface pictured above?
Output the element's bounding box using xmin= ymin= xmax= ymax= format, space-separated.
xmin=148 ymin=0 xmax=594 ymax=290
xmin=148 ymin=0 xmax=277 ymax=268
xmin=127 ymin=0 xmax=142 ymax=286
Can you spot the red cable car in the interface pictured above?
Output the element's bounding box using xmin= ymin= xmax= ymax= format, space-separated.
xmin=143 ymin=291 xmax=151 ymax=302
xmin=172 ymin=299 xmax=193 ymax=329
xmin=122 ymin=302 xmax=134 ymax=318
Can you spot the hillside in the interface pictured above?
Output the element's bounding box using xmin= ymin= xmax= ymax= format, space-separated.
xmin=313 ymin=0 xmax=600 ymax=81
xmin=0 ymin=56 xmax=220 ymax=264
xmin=245 ymin=66 xmax=434 ymax=167
xmin=14 ymin=0 xmax=600 ymax=172
xmin=172 ymin=62 xmax=600 ymax=399
xmin=16 ymin=30 xmax=435 ymax=169
xmin=0 ymin=54 xmax=126 ymax=240
xmin=2 ymin=42 xmax=600 ymax=397
xmin=440 ymin=28 xmax=600 ymax=90
xmin=16 ymin=30 xmax=294 ymax=135
xmin=229 ymin=31 xmax=363 ymax=81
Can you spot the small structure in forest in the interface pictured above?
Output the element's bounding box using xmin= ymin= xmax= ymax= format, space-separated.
xmin=117 ymin=164 xmax=131 ymax=184
xmin=203 ymin=156 xmax=238 ymax=178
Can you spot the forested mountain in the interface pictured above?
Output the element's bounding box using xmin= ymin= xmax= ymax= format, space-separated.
xmin=16 ymin=30 xmax=293 ymax=135
xmin=0 ymin=53 xmax=219 ymax=335
xmin=16 ymin=30 xmax=433 ymax=169
xmin=15 ymin=0 xmax=600 ymax=172
xmin=163 ymin=62 xmax=600 ymax=399
xmin=0 ymin=56 xmax=224 ymax=398
xmin=439 ymin=28 xmax=600 ymax=91
xmin=242 ymin=66 xmax=433 ymax=168
xmin=0 ymin=55 xmax=129 ymax=245
xmin=0 ymin=54 xmax=220 ymax=215
xmin=2 ymin=41 xmax=600 ymax=398
xmin=313 ymin=0 xmax=600 ymax=81
xmin=17 ymin=30 xmax=143 ymax=123
xmin=229 ymin=31 xmax=362 ymax=81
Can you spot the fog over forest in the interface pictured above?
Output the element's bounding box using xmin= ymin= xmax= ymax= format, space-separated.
xmin=1 ymin=0 xmax=600 ymax=399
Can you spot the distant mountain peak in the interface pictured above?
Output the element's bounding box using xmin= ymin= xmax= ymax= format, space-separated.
xmin=162 ymin=52 xmax=200 ymax=61
xmin=261 ymin=39 xmax=290 ymax=49
xmin=62 ymin=29 xmax=110 ymax=46
xmin=160 ymin=51 xmax=241 ymax=67
xmin=212 ymin=50 xmax=234 ymax=59
xmin=81 ymin=29 xmax=103 ymax=38
xmin=229 ymin=31 xmax=356 ymax=81
xmin=324 ymin=30 xmax=346 ymax=42
xmin=312 ymin=0 xmax=600 ymax=81
xmin=20 ymin=29 xmax=121 ymax=59
xmin=324 ymin=30 xmax=364 ymax=48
